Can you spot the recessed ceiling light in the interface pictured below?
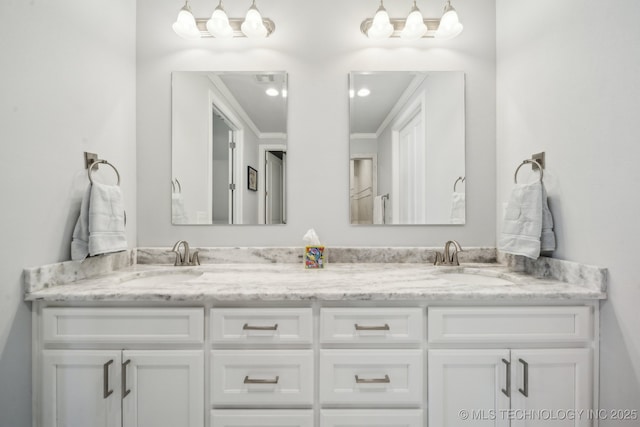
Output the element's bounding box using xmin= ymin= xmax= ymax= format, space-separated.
xmin=357 ymin=88 xmax=371 ymax=97
xmin=266 ymin=88 xmax=279 ymax=97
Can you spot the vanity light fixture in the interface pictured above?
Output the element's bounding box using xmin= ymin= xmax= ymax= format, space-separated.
xmin=401 ymin=0 xmax=427 ymax=40
xmin=206 ymin=0 xmax=233 ymax=39
xmin=241 ymin=0 xmax=268 ymax=38
xmin=434 ymin=0 xmax=463 ymax=40
xmin=173 ymin=0 xmax=275 ymax=39
xmin=367 ymin=0 xmax=394 ymax=40
xmin=173 ymin=0 xmax=201 ymax=40
xmin=360 ymin=0 xmax=463 ymax=40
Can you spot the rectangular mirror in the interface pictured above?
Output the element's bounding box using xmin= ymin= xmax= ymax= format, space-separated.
xmin=172 ymin=71 xmax=288 ymax=225
xmin=349 ymin=71 xmax=465 ymax=225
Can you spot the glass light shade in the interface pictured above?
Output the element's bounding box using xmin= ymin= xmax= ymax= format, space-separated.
xmin=435 ymin=3 xmax=463 ymax=40
xmin=206 ymin=7 xmax=233 ymax=38
xmin=367 ymin=5 xmax=394 ymax=39
xmin=173 ymin=5 xmax=201 ymax=40
xmin=401 ymin=8 xmax=427 ymax=40
xmin=241 ymin=5 xmax=268 ymax=38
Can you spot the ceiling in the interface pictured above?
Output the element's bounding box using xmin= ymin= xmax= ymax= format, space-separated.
xmin=349 ymin=72 xmax=419 ymax=134
xmin=216 ymin=73 xmax=288 ymax=134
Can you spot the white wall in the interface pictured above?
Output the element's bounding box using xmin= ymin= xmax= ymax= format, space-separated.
xmin=496 ymin=0 xmax=640 ymax=419
xmin=137 ymin=0 xmax=496 ymax=247
xmin=0 ymin=0 xmax=137 ymax=425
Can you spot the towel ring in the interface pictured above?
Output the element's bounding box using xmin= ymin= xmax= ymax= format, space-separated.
xmin=514 ymin=159 xmax=543 ymax=184
xmin=171 ymin=178 xmax=182 ymax=194
xmin=88 ymin=160 xmax=121 ymax=186
xmin=453 ymin=176 xmax=465 ymax=192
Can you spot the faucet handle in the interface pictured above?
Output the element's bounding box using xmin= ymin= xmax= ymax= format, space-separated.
xmin=189 ymin=251 xmax=200 ymax=266
xmin=434 ymin=252 xmax=444 ymax=266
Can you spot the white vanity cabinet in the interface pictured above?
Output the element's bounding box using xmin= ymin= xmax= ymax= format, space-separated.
xmin=319 ymin=308 xmax=425 ymax=426
xmin=37 ymin=308 xmax=205 ymax=427
xmin=33 ymin=303 xmax=599 ymax=427
xmin=209 ymin=308 xmax=314 ymax=427
xmin=427 ymin=307 xmax=595 ymax=427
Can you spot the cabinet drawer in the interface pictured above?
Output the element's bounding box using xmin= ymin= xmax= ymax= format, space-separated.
xmin=211 ymin=308 xmax=312 ymax=345
xmin=428 ymin=306 xmax=592 ymax=344
xmin=42 ymin=308 xmax=204 ymax=344
xmin=321 ymin=409 xmax=423 ymax=427
xmin=212 ymin=410 xmax=313 ymax=427
xmin=319 ymin=350 xmax=423 ymax=407
xmin=320 ymin=308 xmax=423 ymax=344
xmin=211 ymin=350 xmax=314 ymax=406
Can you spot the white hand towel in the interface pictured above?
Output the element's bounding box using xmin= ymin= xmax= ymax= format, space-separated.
xmin=71 ymin=185 xmax=91 ymax=261
xmin=450 ymin=192 xmax=465 ymax=224
xmin=172 ymin=193 xmax=187 ymax=224
xmin=373 ymin=195 xmax=385 ymax=224
xmin=540 ymin=183 xmax=556 ymax=252
xmin=87 ymin=182 xmax=127 ymax=257
xmin=498 ymin=181 xmax=543 ymax=259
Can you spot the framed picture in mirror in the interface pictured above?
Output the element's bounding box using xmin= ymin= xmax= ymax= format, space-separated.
xmin=248 ymin=166 xmax=258 ymax=191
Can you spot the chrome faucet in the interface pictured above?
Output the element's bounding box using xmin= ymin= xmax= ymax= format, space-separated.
xmin=171 ymin=240 xmax=200 ymax=266
xmin=434 ymin=240 xmax=463 ymax=266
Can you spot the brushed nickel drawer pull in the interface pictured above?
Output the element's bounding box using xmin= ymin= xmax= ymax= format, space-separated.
xmin=501 ymin=358 xmax=511 ymax=397
xmin=518 ymin=359 xmax=529 ymax=397
xmin=354 ymin=323 xmax=390 ymax=331
xmin=243 ymin=323 xmax=279 ymax=331
xmin=244 ymin=375 xmax=280 ymax=384
xmin=122 ymin=359 xmax=131 ymax=399
xmin=355 ymin=374 xmax=390 ymax=384
xmin=103 ymin=360 xmax=114 ymax=399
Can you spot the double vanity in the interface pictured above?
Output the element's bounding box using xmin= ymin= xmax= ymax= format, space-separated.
xmin=25 ymin=248 xmax=607 ymax=427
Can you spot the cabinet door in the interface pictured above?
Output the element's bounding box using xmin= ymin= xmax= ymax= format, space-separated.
xmin=42 ymin=350 xmax=122 ymax=427
xmin=429 ymin=349 xmax=510 ymax=427
xmin=510 ymin=349 xmax=592 ymax=427
xmin=122 ymin=350 xmax=204 ymax=427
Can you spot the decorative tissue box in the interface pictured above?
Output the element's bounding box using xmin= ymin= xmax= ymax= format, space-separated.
xmin=304 ymin=246 xmax=325 ymax=269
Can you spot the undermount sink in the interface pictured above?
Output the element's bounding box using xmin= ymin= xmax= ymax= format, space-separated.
xmin=434 ymin=269 xmax=517 ymax=286
xmin=120 ymin=271 xmax=203 ymax=286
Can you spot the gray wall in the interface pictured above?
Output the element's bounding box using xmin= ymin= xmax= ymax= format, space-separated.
xmin=137 ymin=0 xmax=497 ymax=247
xmin=496 ymin=0 xmax=640 ymax=420
xmin=0 ymin=0 xmax=137 ymax=425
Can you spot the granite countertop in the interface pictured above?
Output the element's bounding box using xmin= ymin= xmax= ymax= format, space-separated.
xmin=24 ymin=261 xmax=607 ymax=302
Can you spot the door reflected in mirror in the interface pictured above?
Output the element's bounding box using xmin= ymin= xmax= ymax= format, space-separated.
xmin=172 ymin=71 xmax=287 ymax=225
xmin=349 ymin=71 xmax=466 ymax=225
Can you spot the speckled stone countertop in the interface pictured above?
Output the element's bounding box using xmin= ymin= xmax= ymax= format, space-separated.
xmin=25 ymin=259 xmax=607 ymax=302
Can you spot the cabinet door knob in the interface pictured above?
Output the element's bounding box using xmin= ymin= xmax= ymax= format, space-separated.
xmin=122 ymin=359 xmax=132 ymax=399
xmin=355 ymin=374 xmax=391 ymax=384
xmin=243 ymin=323 xmax=278 ymax=331
xmin=244 ymin=375 xmax=280 ymax=384
xmin=501 ymin=358 xmax=511 ymax=397
xmin=103 ymin=360 xmax=114 ymax=399
xmin=518 ymin=359 xmax=529 ymax=397
xmin=354 ymin=323 xmax=390 ymax=331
